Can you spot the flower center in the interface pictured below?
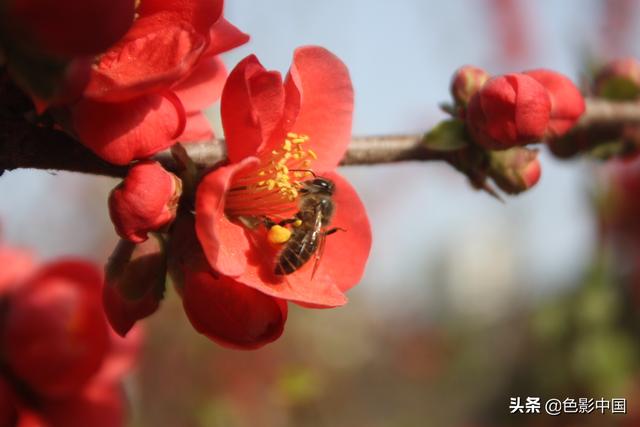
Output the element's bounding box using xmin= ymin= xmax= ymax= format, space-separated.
xmin=225 ymin=133 xmax=317 ymax=220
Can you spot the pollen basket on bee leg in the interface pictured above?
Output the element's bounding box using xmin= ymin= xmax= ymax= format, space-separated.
xmin=224 ymin=133 xmax=317 ymax=220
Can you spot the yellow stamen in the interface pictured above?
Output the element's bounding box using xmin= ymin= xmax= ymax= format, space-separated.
xmin=293 ymin=219 xmax=303 ymax=227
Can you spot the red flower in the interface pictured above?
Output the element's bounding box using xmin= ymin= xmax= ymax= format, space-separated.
xmin=1 ymin=260 xmax=110 ymax=399
xmin=594 ymin=57 xmax=640 ymax=100
xmin=0 ymin=249 xmax=140 ymax=426
xmin=467 ymin=73 xmax=551 ymax=149
xmin=4 ymin=0 xmax=134 ymax=57
xmin=194 ymin=46 xmax=372 ymax=310
xmin=71 ymin=0 xmax=249 ymax=164
xmin=109 ymin=161 xmax=182 ymax=243
xmin=524 ymin=69 xmax=585 ymax=137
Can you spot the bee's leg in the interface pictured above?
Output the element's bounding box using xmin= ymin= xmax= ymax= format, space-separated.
xmin=323 ymin=227 xmax=347 ymax=236
xmin=278 ymin=218 xmax=298 ymax=226
xmin=261 ymin=216 xmax=277 ymax=229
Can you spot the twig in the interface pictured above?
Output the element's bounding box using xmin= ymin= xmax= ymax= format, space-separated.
xmin=1 ymin=98 xmax=640 ymax=178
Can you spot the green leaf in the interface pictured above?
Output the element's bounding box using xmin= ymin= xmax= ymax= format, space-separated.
xmin=423 ymin=119 xmax=469 ymax=152
xmin=599 ymin=76 xmax=640 ymax=101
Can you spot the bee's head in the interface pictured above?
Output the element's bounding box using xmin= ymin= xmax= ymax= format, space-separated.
xmin=301 ymin=178 xmax=335 ymax=195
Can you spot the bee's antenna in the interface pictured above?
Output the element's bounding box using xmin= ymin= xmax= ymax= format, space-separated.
xmin=289 ymin=169 xmax=317 ymax=178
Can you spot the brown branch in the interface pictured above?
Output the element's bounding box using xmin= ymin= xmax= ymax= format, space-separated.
xmin=1 ymin=97 xmax=640 ymax=178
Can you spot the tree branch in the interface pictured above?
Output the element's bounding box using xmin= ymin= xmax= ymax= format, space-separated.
xmin=1 ymin=98 xmax=640 ymax=178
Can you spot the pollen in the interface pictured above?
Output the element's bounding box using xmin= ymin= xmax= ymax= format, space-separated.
xmin=267 ymin=225 xmax=291 ymax=244
xmin=224 ymin=132 xmax=317 ymax=219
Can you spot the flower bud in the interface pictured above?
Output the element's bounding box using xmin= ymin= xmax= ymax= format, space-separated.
xmin=594 ymin=57 xmax=640 ymax=100
xmin=524 ymin=69 xmax=585 ymax=137
xmin=109 ymin=161 xmax=182 ymax=243
xmin=450 ymin=65 xmax=490 ymax=107
xmin=2 ymin=261 xmax=110 ymax=398
xmin=467 ymin=73 xmax=551 ymax=149
xmin=103 ymin=237 xmax=166 ymax=337
xmin=488 ymin=147 xmax=541 ymax=194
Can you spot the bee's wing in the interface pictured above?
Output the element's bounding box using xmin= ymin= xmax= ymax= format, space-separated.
xmin=310 ymin=207 xmax=326 ymax=280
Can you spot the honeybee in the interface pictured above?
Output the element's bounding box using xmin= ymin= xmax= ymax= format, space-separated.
xmin=265 ymin=177 xmax=341 ymax=276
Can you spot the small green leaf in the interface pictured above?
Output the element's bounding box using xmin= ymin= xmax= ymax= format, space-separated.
xmin=599 ymin=76 xmax=640 ymax=101
xmin=423 ymin=119 xmax=469 ymax=152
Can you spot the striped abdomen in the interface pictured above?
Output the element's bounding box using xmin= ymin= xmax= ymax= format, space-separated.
xmin=274 ymin=227 xmax=321 ymax=275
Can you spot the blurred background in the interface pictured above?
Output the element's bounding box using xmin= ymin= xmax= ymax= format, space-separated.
xmin=2 ymin=0 xmax=640 ymax=426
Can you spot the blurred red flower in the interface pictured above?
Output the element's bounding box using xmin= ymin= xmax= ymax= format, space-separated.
xmin=71 ymin=0 xmax=249 ymax=164
xmin=0 ymin=247 xmax=139 ymax=427
xmin=4 ymin=0 xmax=135 ymax=58
xmin=194 ymin=46 xmax=372 ymax=312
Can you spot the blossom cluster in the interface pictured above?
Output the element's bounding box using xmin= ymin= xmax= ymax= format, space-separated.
xmin=0 ymin=245 xmax=138 ymax=427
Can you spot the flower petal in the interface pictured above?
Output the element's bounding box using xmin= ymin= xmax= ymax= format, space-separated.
xmin=174 ymin=56 xmax=227 ymax=112
xmin=137 ymin=0 xmax=223 ymax=36
xmin=308 ymin=172 xmax=372 ymax=293
xmin=85 ymin=20 xmax=206 ymax=102
xmin=206 ymin=17 xmax=250 ymax=57
xmin=179 ymin=112 xmax=214 ymax=142
xmin=221 ymin=55 xmax=286 ymax=163
xmin=73 ymin=93 xmax=185 ymax=165
xmin=183 ymin=269 xmax=287 ymax=350
xmin=0 ymin=246 xmax=34 ymax=294
xmin=39 ymin=381 xmax=125 ymax=427
xmin=195 ymin=159 xmax=255 ymax=276
xmin=281 ymin=46 xmax=354 ymax=170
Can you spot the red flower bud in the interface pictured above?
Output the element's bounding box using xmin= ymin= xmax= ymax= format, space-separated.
xmin=109 ymin=161 xmax=182 ymax=243
xmin=467 ymin=73 xmax=551 ymax=149
xmin=594 ymin=57 xmax=640 ymax=100
xmin=450 ymin=65 xmax=490 ymax=107
xmin=1 ymin=261 xmax=110 ymax=399
xmin=5 ymin=0 xmax=134 ymax=57
xmin=524 ymin=69 xmax=585 ymax=137
xmin=488 ymin=147 xmax=541 ymax=194
xmin=103 ymin=238 xmax=166 ymax=337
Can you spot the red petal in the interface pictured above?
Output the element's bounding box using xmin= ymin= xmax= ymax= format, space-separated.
xmin=524 ymin=69 xmax=585 ymax=137
xmin=280 ymin=46 xmax=354 ymax=170
xmin=85 ymin=20 xmax=206 ymax=102
xmin=39 ymin=382 xmax=125 ymax=427
xmin=509 ymin=74 xmax=552 ymax=141
xmin=221 ymin=55 xmax=286 ymax=163
xmin=179 ymin=112 xmax=214 ymax=142
xmin=103 ymin=279 xmax=160 ymax=337
xmin=195 ymin=159 xmax=255 ymax=276
xmin=174 ymin=56 xmax=227 ymax=112
xmin=137 ymin=0 xmax=223 ymax=36
xmin=97 ymin=328 xmax=142 ymax=384
xmin=8 ymin=0 xmax=134 ymax=57
xmin=2 ymin=260 xmax=110 ymax=399
xmin=306 ymin=172 xmax=371 ymax=293
xmin=183 ymin=269 xmax=287 ymax=350
xmin=73 ymin=94 xmax=185 ymax=165
xmin=206 ymin=18 xmax=250 ymax=56
xmin=0 ymin=246 xmax=34 ymax=294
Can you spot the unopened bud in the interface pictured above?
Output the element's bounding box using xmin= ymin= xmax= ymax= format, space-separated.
xmin=488 ymin=147 xmax=541 ymax=194
xmin=467 ymin=73 xmax=551 ymax=150
xmin=524 ymin=69 xmax=585 ymax=137
xmin=103 ymin=236 xmax=166 ymax=337
xmin=109 ymin=161 xmax=182 ymax=243
xmin=450 ymin=65 xmax=490 ymax=107
xmin=594 ymin=57 xmax=640 ymax=100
